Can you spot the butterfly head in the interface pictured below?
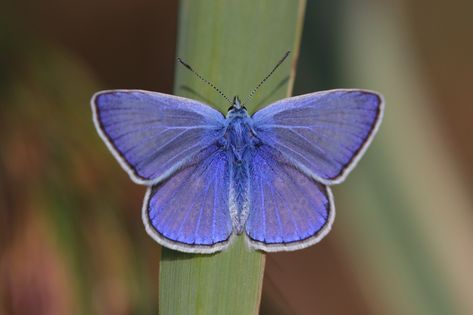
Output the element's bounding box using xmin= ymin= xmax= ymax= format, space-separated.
xmin=228 ymin=96 xmax=247 ymax=112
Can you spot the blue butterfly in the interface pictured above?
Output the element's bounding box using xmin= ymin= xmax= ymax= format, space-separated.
xmin=91 ymin=52 xmax=384 ymax=253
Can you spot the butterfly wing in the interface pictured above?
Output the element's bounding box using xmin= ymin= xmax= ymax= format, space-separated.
xmin=252 ymin=89 xmax=384 ymax=184
xmin=143 ymin=145 xmax=233 ymax=253
xmin=92 ymin=90 xmax=225 ymax=185
xmin=245 ymin=145 xmax=334 ymax=252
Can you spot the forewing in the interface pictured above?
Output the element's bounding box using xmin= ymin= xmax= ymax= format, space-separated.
xmin=92 ymin=90 xmax=225 ymax=185
xmin=252 ymin=89 xmax=383 ymax=184
xmin=245 ymin=145 xmax=334 ymax=252
xmin=142 ymin=145 xmax=233 ymax=253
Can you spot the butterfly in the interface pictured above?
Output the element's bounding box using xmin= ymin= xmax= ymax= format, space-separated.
xmin=91 ymin=52 xmax=384 ymax=254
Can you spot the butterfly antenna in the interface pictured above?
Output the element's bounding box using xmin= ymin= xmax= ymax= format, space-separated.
xmin=241 ymin=51 xmax=291 ymax=106
xmin=177 ymin=57 xmax=232 ymax=105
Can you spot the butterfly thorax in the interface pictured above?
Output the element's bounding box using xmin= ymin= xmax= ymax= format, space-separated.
xmin=225 ymin=108 xmax=257 ymax=162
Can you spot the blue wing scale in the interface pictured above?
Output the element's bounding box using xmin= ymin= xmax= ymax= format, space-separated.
xmin=142 ymin=145 xmax=233 ymax=253
xmin=92 ymin=90 xmax=225 ymax=185
xmin=252 ymin=89 xmax=384 ymax=184
xmin=245 ymin=145 xmax=334 ymax=251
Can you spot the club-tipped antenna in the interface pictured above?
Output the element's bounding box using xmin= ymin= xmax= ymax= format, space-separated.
xmin=241 ymin=51 xmax=291 ymax=106
xmin=177 ymin=57 xmax=232 ymax=105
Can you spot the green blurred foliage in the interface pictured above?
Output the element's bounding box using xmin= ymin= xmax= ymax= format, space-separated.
xmin=0 ymin=19 xmax=158 ymax=315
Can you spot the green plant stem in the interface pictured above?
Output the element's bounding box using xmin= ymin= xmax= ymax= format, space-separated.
xmin=159 ymin=1 xmax=306 ymax=314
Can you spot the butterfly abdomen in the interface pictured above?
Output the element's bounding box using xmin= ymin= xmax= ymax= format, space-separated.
xmin=229 ymin=160 xmax=250 ymax=233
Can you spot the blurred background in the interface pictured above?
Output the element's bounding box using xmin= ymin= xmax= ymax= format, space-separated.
xmin=1 ymin=0 xmax=472 ymax=314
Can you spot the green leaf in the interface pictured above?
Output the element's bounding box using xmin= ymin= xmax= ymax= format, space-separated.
xmin=159 ymin=1 xmax=306 ymax=314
